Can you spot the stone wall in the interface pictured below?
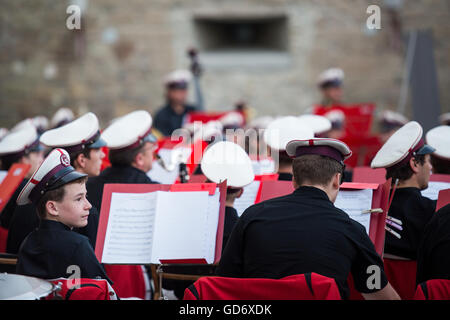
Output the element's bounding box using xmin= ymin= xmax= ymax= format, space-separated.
xmin=0 ymin=0 xmax=449 ymax=128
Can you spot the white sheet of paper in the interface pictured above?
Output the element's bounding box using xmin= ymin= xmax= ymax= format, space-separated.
xmin=202 ymin=188 xmax=221 ymax=263
xmin=334 ymin=189 xmax=373 ymax=234
xmin=0 ymin=170 xmax=7 ymax=184
xmin=102 ymin=192 xmax=157 ymax=264
xmin=234 ymin=180 xmax=261 ymax=217
xmin=251 ymin=159 xmax=275 ymax=175
xmin=421 ymin=182 xmax=450 ymax=200
xmin=151 ymin=191 xmax=213 ymax=263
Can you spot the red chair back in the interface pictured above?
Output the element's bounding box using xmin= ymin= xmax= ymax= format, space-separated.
xmin=414 ymin=279 xmax=450 ymax=300
xmin=183 ymin=273 xmax=341 ymax=300
xmin=383 ymin=258 xmax=417 ymax=300
xmin=104 ymin=264 xmax=146 ymax=299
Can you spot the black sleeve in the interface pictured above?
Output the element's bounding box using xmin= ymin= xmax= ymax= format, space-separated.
xmin=73 ymin=239 xmax=112 ymax=284
xmin=216 ymin=207 xmax=255 ymax=277
xmin=350 ymin=223 xmax=389 ymax=294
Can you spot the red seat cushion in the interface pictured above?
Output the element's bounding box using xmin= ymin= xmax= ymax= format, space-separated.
xmin=383 ymin=258 xmax=417 ymax=300
xmin=183 ymin=273 xmax=341 ymax=300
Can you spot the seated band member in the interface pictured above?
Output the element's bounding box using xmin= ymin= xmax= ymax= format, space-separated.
xmin=371 ymin=121 xmax=436 ymax=260
xmin=7 ymin=113 xmax=106 ymax=253
xmin=425 ymin=125 xmax=450 ymax=175
xmin=416 ymin=204 xmax=450 ymax=284
xmin=200 ymin=141 xmax=255 ymax=248
xmin=86 ymin=110 xmax=159 ymax=212
xmin=153 ymin=70 xmax=197 ymax=137
xmin=217 ymin=138 xmax=400 ymax=300
xmin=15 ymin=148 xmax=110 ymax=282
xmin=317 ymin=68 xmax=345 ymax=107
xmin=263 ymin=116 xmax=314 ymax=181
xmin=0 ymin=124 xmax=44 ymax=229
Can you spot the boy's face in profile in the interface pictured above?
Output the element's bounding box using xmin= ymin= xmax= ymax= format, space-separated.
xmin=48 ymin=182 xmax=92 ymax=229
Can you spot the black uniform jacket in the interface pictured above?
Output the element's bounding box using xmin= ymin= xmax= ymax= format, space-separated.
xmin=223 ymin=206 xmax=239 ymax=252
xmin=0 ymin=179 xmax=27 ymax=229
xmin=86 ymin=165 xmax=158 ymax=212
xmin=384 ymin=187 xmax=436 ymax=259
xmin=277 ymin=172 xmax=293 ymax=182
xmin=416 ymin=204 xmax=450 ymax=284
xmin=216 ymin=186 xmax=388 ymax=299
xmin=16 ymin=220 xmax=110 ymax=283
xmin=6 ymin=204 xmax=99 ymax=254
xmin=153 ymin=103 xmax=197 ymax=137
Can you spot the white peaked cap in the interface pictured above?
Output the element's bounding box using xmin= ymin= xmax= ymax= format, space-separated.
xmin=298 ymin=114 xmax=332 ymax=135
xmin=193 ymin=121 xmax=223 ymax=143
xmin=371 ymin=121 xmax=435 ymax=169
xmin=0 ymin=125 xmax=38 ymax=156
xmin=380 ymin=110 xmax=408 ymax=125
xmin=247 ymin=116 xmax=274 ymax=130
xmin=219 ymin=112 xmax=245 ymax=128
xmin=102 ymin=110 xmax=154 ymax=150
xmin=10 ymin=119 xmax=35 ymax=133
xmin=426 ymin=125 xmax=450 ymax=160
xmin=263 ymin=116 xmax=314 ymax=151
xmin=0 ymin=128 xmax=8 ymax=141
xmin=51 ymin=108 xmax=75 ymax=128
xmin=165 ymin=69 xmax=192 ymax=85
xmin=201 ymin=141 xmax=254 ymax=188
xmin=317 ymin=68 xmax=344 ymax=86
xmin=286 ymin=138 xmax=352 ymax=162
xmin=40 ymin=112 xmax=106 ymax=152
xmin=324 ymin=110 xmax=346 ymax=123
xmin=439 ymin=113 xmax=450 ymax=125
xmin=17 ymin=148 xmax=87 ymax=205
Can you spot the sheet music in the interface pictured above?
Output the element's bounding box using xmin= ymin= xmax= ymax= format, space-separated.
xmin=102 ymin=192 xmax=157 ymax=264
xmin=251 ymin=159 xmax=275 ymax=175
xmin=151 ymin=191 xmax=212 ymax=263
xmin=421 ymin=182 xmax=450 ymax=200
xmin=203 ymin=188 xmax=221 ymax=263
xmin=234 ymin=180 xmax=261 ymax=217
xmin=334 ymin=189 xmax=373 ymax=234
xmin=0 ymin=170 xmax=7 ymax=184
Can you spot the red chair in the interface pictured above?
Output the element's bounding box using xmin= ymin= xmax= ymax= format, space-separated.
xmin=47 ymin=278 xmax=117 ymax=300
xmin=104 ymin=264 xmax=146 ymax=299
xmin=414 ymin=279 xmax=450 ymax=300
xmin=183 ymin=273 xmax=341 ymax=300
xmin=383 ymin=258 xmax=417 ymax=300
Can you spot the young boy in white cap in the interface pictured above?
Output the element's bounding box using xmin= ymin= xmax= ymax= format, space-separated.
xmin=6 ymin=113 xmax=106 ymax=253
xmin=15 ymin=148 xmax=110 ymax=282
xmin=0 ymin=124 xmax=44 ymax=229
xmin=425 ymin=125 xmax=450 ymax=174
xmin=371 ymin=121 xmax=436 ymax=260
xmin=217 ymin=137 xmax=400 ymax=300
xmin=86 ymin=110 xmax=158 ymax=212
xmin=263 ymin=116 xmax=314 ymax=181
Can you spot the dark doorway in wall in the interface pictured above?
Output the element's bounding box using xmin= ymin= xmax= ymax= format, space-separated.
xmin=194 ymin=15 xmax=288 ymax=52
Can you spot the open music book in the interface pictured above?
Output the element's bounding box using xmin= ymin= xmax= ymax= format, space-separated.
xmin=95 ymin=183 xmax=226 ymax=265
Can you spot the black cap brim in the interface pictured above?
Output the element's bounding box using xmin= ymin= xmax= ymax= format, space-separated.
xmin=416 ymin=144 xmax=436 ymax=156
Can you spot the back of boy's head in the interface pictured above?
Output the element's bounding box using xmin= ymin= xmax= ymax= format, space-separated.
xmin=36 ymin=176 xmax=88 ymax=219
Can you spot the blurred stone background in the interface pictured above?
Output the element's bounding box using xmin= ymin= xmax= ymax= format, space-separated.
xmin=0 ymin=0 xmax=449 ymax=128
